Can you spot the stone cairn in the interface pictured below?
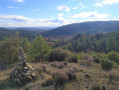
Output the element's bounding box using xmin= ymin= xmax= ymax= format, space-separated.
xmin=10 ymin=47 xmax=36 ymax=85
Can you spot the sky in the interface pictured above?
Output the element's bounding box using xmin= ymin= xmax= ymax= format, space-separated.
xmin=0 ymin=0 xmax=119 ymax=27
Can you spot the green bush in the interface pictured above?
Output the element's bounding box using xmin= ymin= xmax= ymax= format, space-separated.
xmin=48 ymin=48 xmax=69 ymax=62
xmin=68 ymin=54 xmax=78 ymax=63
xmin=101 ymin=58 xmax=113 ymax=70
xmin=93 ymin=53 xmax=106 ymax=63
xmin=107 ymin=51 xmax=119 ymax=64
xmin=78 ymin=51 xmax=84 ymax=59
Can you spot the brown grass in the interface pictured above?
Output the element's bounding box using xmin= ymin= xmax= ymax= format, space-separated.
xmin=1 ymin=60 xmax=119 ymax=90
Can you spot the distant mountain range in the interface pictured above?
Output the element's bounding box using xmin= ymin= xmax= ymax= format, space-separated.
xmin=0 ymin=26 xmax=56 ymax=40
xmin=3 ymin=26 xmax=56 ymax=31
xmin=0 ymin=27 xmax=55 ymax=37
xmin=1 ymin=21 xmax=119 ymax=39
xmin=40 ymin=21 xmax=119 ymax=37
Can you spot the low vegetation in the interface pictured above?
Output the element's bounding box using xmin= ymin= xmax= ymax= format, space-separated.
xmin=0 ymin=31 xmax=119 ymax=90
xmin=107 ymin=51 xmax=119 ymax=64
xmin=101 ymin=58 xmax=114 ymax=70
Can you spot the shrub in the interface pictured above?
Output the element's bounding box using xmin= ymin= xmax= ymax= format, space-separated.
xmin=68 ymin=54 xmax=78 ymax=63
xmin=93 ymin=55 xmax=100 ymax=63
xmin=90 ymin=82 xmax=100 ymax=90
xmin=50 ymin=62 xmax=67 ymax=69
xmin=93 ymin=53 xmax=106 ymax=63
xmin=50 ymin=69 xmax=76 ymax=86
xmin=78 ymin=51 xmax=84 ymax=59
xmin=51 ymin=71 xmax=69 ymax=86
xmin=90 ymin=82 xmax=106 ymax=90
xmin=107 ymin=51 xmax=119 ymax=64
xmin=108 ymin=72 xmax=119 ymax=81
xmin=42 ymin=69 xmax=76 ymax=88
xmin=101 ymin=58 xmax=113 ymax=70
xmin=65 ymin=69 xmax=76 ymax=81
xmin=48 ymin=48 xmax=69 ymax=62
xmin=81 ymin=54 xmax=94 ymax=61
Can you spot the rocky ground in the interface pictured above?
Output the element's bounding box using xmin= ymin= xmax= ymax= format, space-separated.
xmin=0 ymin=59 xmax=119 ymax=90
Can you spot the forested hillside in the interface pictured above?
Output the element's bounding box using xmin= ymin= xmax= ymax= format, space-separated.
xmin=41 ymin=21 xmax=119 ymax=37
xmin=63 ymin=31 xmax=119 ymax=53
xmin=0 ymin=28 xmax=35 ymax=40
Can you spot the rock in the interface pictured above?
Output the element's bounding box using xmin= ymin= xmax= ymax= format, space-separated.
xmin=16 ymin=78 xmax=21 ymax=85
xmin=10 ymin=47 xmax=36 ymax=85
xmin=10 ymin=63 xmax=36 ymax=85
xmin=30 ymin=73 xmax=36 ymax=78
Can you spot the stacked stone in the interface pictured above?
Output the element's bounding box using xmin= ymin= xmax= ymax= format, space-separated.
xmin=10 ymin=47 xmax=36 ymax=85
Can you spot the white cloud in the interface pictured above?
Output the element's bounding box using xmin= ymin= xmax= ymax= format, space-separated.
xmin=57 ymin=6 xmax=70 ymax=12
xmin=37 ymin=14 xmax=76 ymax=26
xmin=32 ymin=9 xmax=40 ymax=12
xmin=58 ymin=13 xmax=64 ymax=20
xmin=16 ymin=0 xmax=24 ymax=2
xmin=72 ymin=2 xmax=85 ymax=9
xmin=0 ymin=13 xmax=116 ymax=27
xmin=37 ymin=18 xmax=76 ymax=26
xmin=0 ymin=14 xmax=74 ymax=26
xmin=94 ymin=3 xmax=103 ymax=7
xmin=81 ymin=6 xmax=86 ymax=8
xmin=7 ymin=6 xmax=18 ymax=9
xmin=0 ymin=14 xmax=76 ymax=26
xmin=0 ymin=15 xmax=34 ymax=23
xmin=102 ymin=0 xmax=119 ymax=5
xmin=94 ymin=0 xmax=119 ymax=7
xmin=37 ymin=17 xmax=65 ymax=25
xmin=37 ymin=19 xmax=62 ymax=23
xmin=58 ymin=13 xmax=63 ymax=17
xmin=79 ymin=19 xmax=119 ymax=23
xmin=70 ymin=11 xmax=110 ymax=19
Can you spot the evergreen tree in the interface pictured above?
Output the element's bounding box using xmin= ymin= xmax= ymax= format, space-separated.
xmin=30 ymin=35 xmax=51 ymax=61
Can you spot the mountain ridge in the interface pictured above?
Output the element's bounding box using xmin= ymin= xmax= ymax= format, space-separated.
xmin=40 ymin=21 xmax=119 ymax=37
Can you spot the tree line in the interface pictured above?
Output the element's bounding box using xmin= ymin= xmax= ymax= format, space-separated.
xmin=62 ymin=31 xmax=119 ymax=53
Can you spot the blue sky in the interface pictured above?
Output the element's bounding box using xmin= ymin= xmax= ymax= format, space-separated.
xmin=0 ymin=0 xmax=119 ymax=27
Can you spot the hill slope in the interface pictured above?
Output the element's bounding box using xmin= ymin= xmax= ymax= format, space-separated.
xmin=63 ymin=31 xmax=119 ymax=52
xmin=41 ymin=21 xmax=119 ymax=37
xmin=0 ymin=28 xmax=35 ymax=40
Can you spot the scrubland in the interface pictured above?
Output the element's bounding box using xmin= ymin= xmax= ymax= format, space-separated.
xmin=1 ymin=54 xmax=119 ymax=90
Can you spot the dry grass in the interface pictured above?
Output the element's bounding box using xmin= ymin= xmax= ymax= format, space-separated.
xmin=0 ymin=69 xmax=12 ymax=81
xmin=1 ymin=60 xmax=119 ymax=90
xmin=49 ymin=61 xmax=67 ymax=69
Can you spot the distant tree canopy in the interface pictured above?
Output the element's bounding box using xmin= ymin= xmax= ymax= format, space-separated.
xmin=0 ymin=28 xmax=35 ymax=41
xmin=63 ymin=31 xmax=119 ymax=53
